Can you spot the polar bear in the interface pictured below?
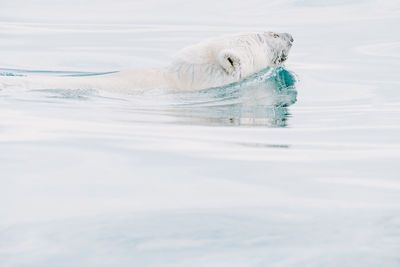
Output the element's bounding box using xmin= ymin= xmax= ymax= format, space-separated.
xmin=0 ymin=31 xmax=293 ymax=93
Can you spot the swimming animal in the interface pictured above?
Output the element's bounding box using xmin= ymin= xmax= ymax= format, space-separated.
xmin=0 ymin=31 xmax=293 ymax=93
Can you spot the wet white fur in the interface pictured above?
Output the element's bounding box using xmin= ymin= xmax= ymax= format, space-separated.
xmin=0 ymin=32 xmax=293 ymax=93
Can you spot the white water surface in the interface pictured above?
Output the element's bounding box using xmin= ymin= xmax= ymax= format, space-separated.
xmin=1 ymin=0 xmax=400 ymax=266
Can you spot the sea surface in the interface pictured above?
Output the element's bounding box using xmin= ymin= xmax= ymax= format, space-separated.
xmin=1 ymin=0 xmax=400 ymax=266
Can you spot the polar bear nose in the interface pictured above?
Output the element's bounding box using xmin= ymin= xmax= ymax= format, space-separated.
xmin=281 ymin=33 xmax=294 ymax=43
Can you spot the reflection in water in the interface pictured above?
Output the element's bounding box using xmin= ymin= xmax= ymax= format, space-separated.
xmin=168 ymin=67 xmax=298 ymax=127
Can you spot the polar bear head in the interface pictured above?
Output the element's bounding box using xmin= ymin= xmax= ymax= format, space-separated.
xmin=166 ymin=31 xmax=294 ymax=91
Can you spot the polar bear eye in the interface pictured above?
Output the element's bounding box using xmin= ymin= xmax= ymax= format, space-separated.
xmin=267 ymin=32 xmax=280 ymax=38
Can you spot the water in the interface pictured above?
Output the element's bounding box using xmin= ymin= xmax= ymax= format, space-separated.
xmin=1 ymin=0 xmax=400 ymax=266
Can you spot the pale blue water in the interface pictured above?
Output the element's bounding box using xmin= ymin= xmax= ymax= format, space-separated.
xmin=1 ymin=0 xmax=400 ymax=266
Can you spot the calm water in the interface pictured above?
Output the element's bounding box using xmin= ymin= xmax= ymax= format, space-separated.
xmin=1 ymin=0 xmax=400 ymax=266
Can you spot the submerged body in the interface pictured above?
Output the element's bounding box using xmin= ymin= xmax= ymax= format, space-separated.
xmin=0 ymin=32 xmax=293 ymax=93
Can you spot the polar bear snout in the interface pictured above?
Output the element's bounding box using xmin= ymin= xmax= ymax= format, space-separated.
xmin=281 ymin=33 xmax=294 ymax=44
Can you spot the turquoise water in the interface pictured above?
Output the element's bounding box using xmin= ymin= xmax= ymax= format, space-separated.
xmin=1 ymin=0 xmax=400 ymax=266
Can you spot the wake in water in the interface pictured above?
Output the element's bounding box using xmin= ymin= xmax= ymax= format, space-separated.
xmin=167 ymin=66 xmax=298 ymax=127
xmin=0 ymin=66 xmax=297 ymax=127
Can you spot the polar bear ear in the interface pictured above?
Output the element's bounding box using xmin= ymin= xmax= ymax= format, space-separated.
xmin=218 ymin=50 xmax=241 ymax=76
